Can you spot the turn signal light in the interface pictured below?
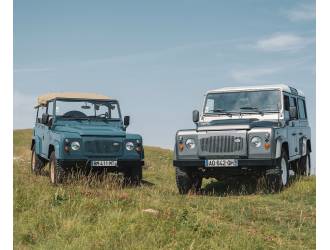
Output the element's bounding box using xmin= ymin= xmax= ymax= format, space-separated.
xmin=264 ymin=143 xmax=271 ymax=150
xmin=64 ymin=145 xmax=70 ymax=152
xmin=178 ymin=143 xmax=184 ymax=152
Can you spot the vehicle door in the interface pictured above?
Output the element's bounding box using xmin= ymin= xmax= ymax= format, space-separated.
xmin=287 ymin=95 xmax=299 ymax=158
xmin=35 ymin=105 xmax=47 ymax=157
xmin=297 ymin=97 xmax=309 ymax=155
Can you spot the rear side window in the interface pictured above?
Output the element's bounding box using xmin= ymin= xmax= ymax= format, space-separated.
xmin=47 ymin=101 xmax=54 ymax=117
xmin=289 ymin=96 xmax=298 ymax=120
xmin=298 ymin=98 xmax=307 ymax=119
xmin=37 ymin=106 xmax=47 ymax=123
xmin=284 ymin=95 xmax=290 ymax=111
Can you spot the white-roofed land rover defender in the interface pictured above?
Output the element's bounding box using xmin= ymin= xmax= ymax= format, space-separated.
xmin=173 ymin=84 xmax=311 ymax=194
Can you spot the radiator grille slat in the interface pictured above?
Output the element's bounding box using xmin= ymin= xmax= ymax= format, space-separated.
xmin=200 ymin=135 xmax=244 ymax=153
xmin=84 ymin=139 xmax=122 ymax=155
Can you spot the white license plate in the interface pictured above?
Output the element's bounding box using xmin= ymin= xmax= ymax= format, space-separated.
xmin=91 ymin=160 xmax=117 ymax=167
xmin=205 ymin=159 xmax=238 ymax=167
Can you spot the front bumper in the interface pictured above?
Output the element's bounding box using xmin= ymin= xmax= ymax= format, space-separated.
xmin=58 ymin=159 xmax=144 ymax=171
xmin=173 ymin=159 xmax=279 ymax=169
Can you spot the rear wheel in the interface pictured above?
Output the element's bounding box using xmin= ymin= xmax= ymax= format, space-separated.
xmin=31 ymin=145 xmax=45 ymax=175
xmin=49 ymin=152 xmax=66 ymax=184
xmin=175 ymin=167 xmax=202 ymax=194
xmin=299 ymin=152 xmax=311 ymax=176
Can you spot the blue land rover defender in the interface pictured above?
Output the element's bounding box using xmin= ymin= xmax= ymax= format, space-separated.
xmin=31 ymin=92 xmax=144 ymax=184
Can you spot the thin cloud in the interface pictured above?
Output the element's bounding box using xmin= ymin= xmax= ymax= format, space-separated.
xmin=13 ymin=91 xmax=36 ymax=129
xmin=255 ymin=33 xmax=312 ymax=52
xmin=82 ymin=39 xmax=245 ymax=66
xmin=286 ymin=3 xmax=315 ymax=22
xmin=229 ymin=67 xmax=282 ymax=82
xmin=14 ymin=67 xmax=55 ymax=73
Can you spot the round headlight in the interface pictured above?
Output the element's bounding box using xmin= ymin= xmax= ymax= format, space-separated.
xmin=126 ymin=141 xmax=135 ymax=151
xmin=71 ymin=141 xmax=80 ymax=151
xmin=185 ymin=138 xmax=196 ymax=150
xmin=251 ymin=136 xmax=262 ymax=148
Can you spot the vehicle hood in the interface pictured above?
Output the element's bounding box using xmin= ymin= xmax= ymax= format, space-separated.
xmin=197 ymin=119 xmax=278 ymax=131
xmin=54 ymin=123 xmax=126 ymax=137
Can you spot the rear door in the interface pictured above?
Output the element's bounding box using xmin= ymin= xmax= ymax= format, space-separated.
xmin=41 ymin=101 xmax=54 ymax=157
xmin=288 ymin=96 xmax=299 ymax=158
xmin=35 ymin=105 xmax=47 ymax=157
xmin=297 ymin=97 xmax=309 ymax=155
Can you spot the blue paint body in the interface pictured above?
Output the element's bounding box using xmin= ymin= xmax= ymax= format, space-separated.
xmin=31 ymin=98 xmax=144 ymax=168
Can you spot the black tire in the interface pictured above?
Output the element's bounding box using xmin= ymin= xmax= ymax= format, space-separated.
xmin=49 ymin=152 xmax=66 ymax=184
xmin=175 ymin=167 xmax=202 ymax=194
xmin=266 ymin=149 xmax=289 ymax=193
xmin=31 ymin=145 xmax=45 ymax=175
xmin=298 ymin=152 xmax=311 ymax=176
xmin=124 ymin=165 xmax=142 ymax=186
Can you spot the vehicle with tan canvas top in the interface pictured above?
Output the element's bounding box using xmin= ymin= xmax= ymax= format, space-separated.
xmin=31 ymin=92 xmax=144 ymax=184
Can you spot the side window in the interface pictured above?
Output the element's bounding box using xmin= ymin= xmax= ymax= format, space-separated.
xmin=37 ymin=106 xmax=47 ymax=123
xmin=298 ymin=98 xmax=307 ymax=119
xmin=47 ymin=101 xmax=54 ymax=117
xmin=284 ymin=95 xmax=290 ymax=111
xmin=289 ymin=96 xmax=298 ymax=120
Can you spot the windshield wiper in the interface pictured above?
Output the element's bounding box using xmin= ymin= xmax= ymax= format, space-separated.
xmin=240 ymin=106 xmax=264 ymax=115
xmin=208 ymin=109 xmax=233 ymax=117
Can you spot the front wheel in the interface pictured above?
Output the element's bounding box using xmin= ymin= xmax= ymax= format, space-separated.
xmin=175 ymin=167 xmax=202 ymax=194
xmin=266 ymin=149 xmax=289 ymax=192
xmin=124 ymin=165 xmax=142 ymax=186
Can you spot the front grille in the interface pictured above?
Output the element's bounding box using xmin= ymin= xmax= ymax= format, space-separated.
xmin=84 ymin=139 xmax=122 ymax=155
xmin=200 ymin=135 xmax=244 ymax=153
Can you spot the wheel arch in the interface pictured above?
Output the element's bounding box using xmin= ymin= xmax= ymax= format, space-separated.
xmin=307 ymin=139 xmax=312 ymax=153
xmin=31 ymin=139 xmax=35 ymax=150
xmin=275 ymin=137 xmax=289 ymax=158
xmin=48 ymin=143 xmax=61 ymax=159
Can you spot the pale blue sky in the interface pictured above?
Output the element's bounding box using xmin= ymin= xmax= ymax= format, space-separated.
xmin=14 ymin=0 xmax=315 ymax=151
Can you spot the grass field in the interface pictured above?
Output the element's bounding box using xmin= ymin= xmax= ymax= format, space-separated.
xmin=14 ymin=129 xmax=316 ymax=249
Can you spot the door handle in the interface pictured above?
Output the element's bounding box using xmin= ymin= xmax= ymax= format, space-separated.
xmin=299 ymin=132 xmax=303 ymax=135
xmin=292 ymin=133 xmax=296 ymax=136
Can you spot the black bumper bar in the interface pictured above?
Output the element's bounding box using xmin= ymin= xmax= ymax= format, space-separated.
xmin=173 ymin=159 xmax=278 ymax=168
xmin=58 ymin=159 xmax=144 ymax=169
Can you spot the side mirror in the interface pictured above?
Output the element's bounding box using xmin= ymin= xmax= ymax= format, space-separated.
xmin=192 ymin=110 xmax=199 ymax=123
xmin=289 ymin=106 xmax=297 ymax=120
xmin=41 ymin=113 xmax=49 ymax=125
xmin=124 ymin=116 xmax=130 ymax=127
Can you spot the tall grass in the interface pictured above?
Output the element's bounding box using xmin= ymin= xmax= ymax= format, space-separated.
xmin=14 ymin=129 xmax=315 ymax=249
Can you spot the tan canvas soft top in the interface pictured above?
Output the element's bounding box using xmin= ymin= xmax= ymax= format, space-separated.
xmin=36 ymin=92 xmax=112 ymax=107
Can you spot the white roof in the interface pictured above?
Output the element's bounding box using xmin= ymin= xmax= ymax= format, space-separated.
xmin=207 ymin=84 xmax=305 ymax=97
xmin=36 ymin=92 xmax=112 ymax=106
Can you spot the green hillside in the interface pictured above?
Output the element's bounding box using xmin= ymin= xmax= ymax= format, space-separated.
xmin=14 ymin=129 xmax=315 ymax=249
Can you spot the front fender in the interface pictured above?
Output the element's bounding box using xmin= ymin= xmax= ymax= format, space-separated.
xmin=51 ymin=141 xmax=61 ymax=159
xmin=300 ymin=137 xmax=308 ymax=156
xmin=275 ymin=137 xmax=284 ymax=159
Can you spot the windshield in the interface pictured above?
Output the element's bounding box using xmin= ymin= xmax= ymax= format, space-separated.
xmin=204 ymin=90 xmax=281 ymax=114
xmin=55 ymin=100 xmax=121 ymax=120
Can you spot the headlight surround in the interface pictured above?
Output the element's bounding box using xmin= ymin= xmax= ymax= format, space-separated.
xmin=126 ymin=141 xmax=135 ymax=151
xmin=71 ymin=141 xmax=80 ymax=151
xmin=185 ymin=138 xmax=196 ymax=150
xmin=251 ymin=136 xmax=262 ymax=148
